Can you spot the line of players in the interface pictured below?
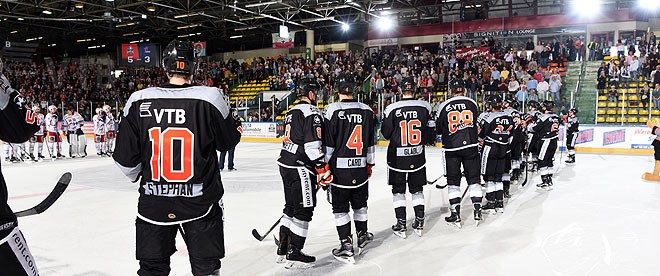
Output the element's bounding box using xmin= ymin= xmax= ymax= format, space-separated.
xmin=2 ymin=104 xmax=118 ymax=162
xmin=275 ymin=75 xmax=579 ymax=269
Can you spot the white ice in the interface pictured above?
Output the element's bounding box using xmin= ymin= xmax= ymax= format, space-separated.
xmin=4 ymin=141 xmax=660 ymax=276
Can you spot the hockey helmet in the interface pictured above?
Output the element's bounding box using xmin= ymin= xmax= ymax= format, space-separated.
xmin=31 ymin=105 xmax=41 ymax=112
xmin=527 ymin=100 xmax=540 ymax=110
xmin=296 ymin=78 xmax=319 ymax=98
xmin=569 ymin=108 xmax=578 ymax=115
xmin=541 ymin=100 xmax=555 ymax=112
xmin=337 ymin=74 xmax=356 ymax=95
xmin=401 ymin=77 xmax=416 ymax=93
xmin=486 ymin=95 xmax=503 ymax=110
xmin=505 ymin=99 xmax=520 ymax=110
xmin=48 ymin=105 xmax=57 ymax=113
xmin=95 ymin=107 xmax=103 ymax=114
xmin=103 ymin=104 xmax=111 ymax=113
xmin=162 ymin=40 xmax=197 ymax=76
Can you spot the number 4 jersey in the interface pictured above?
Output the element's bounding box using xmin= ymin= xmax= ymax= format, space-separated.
xmin=113 ymin=83 xmax=242 ymax=225
xmin=381 ymin=99 xmax=434 ymax=172
xmin=435 ymin=96 xmax=480 ymax=151
xmin=324 ymin=100 xmax=376 ymax=188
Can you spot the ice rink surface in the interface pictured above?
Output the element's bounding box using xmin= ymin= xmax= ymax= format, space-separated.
xmin=4 ymin=142 xmax=660 ymax=276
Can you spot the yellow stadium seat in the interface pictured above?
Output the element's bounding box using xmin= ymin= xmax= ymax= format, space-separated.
xmin=597 ymin=109 xmax=606 ymax=115
xmin=617 ymin=117 xmax=622 ymax=123
xmin=598 ymin=102 xmax=607 ymax=108
xmin=607 ymin=102 xmax=617 ymax=107
xmin=607 ymin=109 xmax=617 ymax=115
xmin=629 ymin=95 xmax=639 ymax=101
xmin=604 ymin=56 xmax=611 ymax=61
xmin=618 ymin=96 xmax=627 ymax=101
xmin=630 ymin=83 xmax=638 ymax=88
xmin=597 ymin=116 xmax=606 ymax=123
xmin=653 ymin=110 xmax=660 ymax=115
xmin=640 ymin=109 xmax=650 ymax=115
xmin=628 ymin=109 xmax=639 ymax=115
xmin=628 ymin=117 xmax=639 ymax=123
xmin=606 ymin=116 xmax=616 ymax=123
xmin=640 ymin=117 xmax=649 ymax=123
xmin=617 ymin=102 xmax=627 ymax=107
xmin=598 ymin=96 xmax=608 ymax=101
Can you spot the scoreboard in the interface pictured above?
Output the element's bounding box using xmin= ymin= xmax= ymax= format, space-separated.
xmin=117 ymin=43 xmax=160 ymax=67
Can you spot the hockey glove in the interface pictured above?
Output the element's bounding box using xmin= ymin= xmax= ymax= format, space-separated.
xmin=315 ymin=164 xmax=333 ymax=189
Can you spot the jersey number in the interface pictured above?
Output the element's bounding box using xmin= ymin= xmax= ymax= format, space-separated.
xmin=551 ymin=123 xmax=559 ymax=132
xmin=399 ymin=119 xmax=422 ymax=146
xmin=447 ymin=110 xmax=473 ymax=134
xmin=347 ymin=125 xmax=363 ymax=155
xmin=149 ymin=127 xmax=195 ymax=182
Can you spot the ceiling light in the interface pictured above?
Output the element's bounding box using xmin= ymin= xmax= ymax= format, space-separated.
xmin=116 ymin=22 xmax=136 ymax=28
xmin=76 ymin=38 xmax=96 ymax=43
xmin=376 ymin=16 xmax=394 ymax=31
xmin=10 ymin=30 xmax=17 ymax=34
xmin=245 ymin=1 xmax=277 ymax=8
xmin=177 ymin=24 xmax=200 ymax=29
xmin=230 ymin=35 xmax=243 ymax=39
xmin=25 ymin=37 xmax=43 ymax=42
xmin=572 ymin=0 xmax=601 ymax=17
xmin=49 ymin=44 xmax=56 ymax=47
xmin=315 ymin=5 xmax=350 ymax=11
xmin=42 ymin=10 xmax=52 ymax=15
xmin=123 ymin=32 xmax=142 ymax=37
xmin=18 ymin=18 xmax=24 ymax=21
xmin=639 ymin=0 xmax=660 ymax=10
xmin=341 ymin=22 xmax=350 ymax=31
xmin=141 ymin=14 xmax=147 ymax=19
xmin=239 ymin=16 xmax=265 ymax=21
xmin=75 ymin=3 xmax=83 ymax=9
xmin=235 ymin=26 xmax=257 ymax=31
xmin=147 ymin=6 xmax=156 ymax=12
xmin=300 ymin=16 xmax=335 ymax=23
xmin=174 ymin=13 xmax=198 ymax=19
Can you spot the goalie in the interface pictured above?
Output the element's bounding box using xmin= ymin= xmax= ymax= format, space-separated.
xmin=643 ymin=118 xmax=660 ymax=181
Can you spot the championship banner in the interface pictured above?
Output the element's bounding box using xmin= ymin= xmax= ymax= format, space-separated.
xmin=193 ymin=41 xmax=207 ymax=57
xmin=455 ymin=47 xmax=490 ymax=59
xmin=272 ymin=32 xmax=295 ymax=49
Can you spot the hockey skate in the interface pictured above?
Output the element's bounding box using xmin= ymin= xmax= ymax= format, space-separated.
xmin=332 ymin=236 xmax=355 ymax=264
xmin=565 ymin=154 xmax=575 ymax=164
xmin=474 ymin=205 xmax=483 ymax=226
xmin=275 ymin=230 xmax=288 ymax=264
xmin=356 ymin=231 xmax=373 ymax=255
xmin=445 ymin=206 xmax=462 ymax=229
xmin=391 ymin=219 xmax=407 ymax=239
xmin=411 ymin=217 xmax=424 ymax=237
xmin=482 ymin=201 xmax=498 ymax=215
xmin=503 ymin=189 xmax=511 ymax=199
xmin=495 ymin=200 xmax=504 ymax=213
xmin=284 ymin=246 xmax=315 ymax=269
xmin=536 ymin=175 xmax=553 ymax=191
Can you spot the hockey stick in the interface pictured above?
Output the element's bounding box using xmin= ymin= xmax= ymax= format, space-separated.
xmin=14 ymin=172 xmax=72 ymax=217
xmin=520 ymin=161 xmax=530 ymax=187
xmin=7 ymin=143 xmax=27 ymax=163
xmin=252 ymin=215 xmax=283 ymax=242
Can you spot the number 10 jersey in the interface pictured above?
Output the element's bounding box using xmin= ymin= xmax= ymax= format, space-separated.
xmin=113 ymin=83 xmax=242 ymax=225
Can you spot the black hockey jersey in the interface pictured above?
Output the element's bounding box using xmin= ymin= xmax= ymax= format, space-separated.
xmin=524 ymin=110 xmax=542 ymax=133
xmin=503 ymin=107 xmax=525 ymax=141
xmin=435 ymin=96 xmax=480 ymax=151
xmin=381 ymin=99 xmax=434 ymax=172
xmin=0 ymin=89 xmax=42 ymax=224
xmin=324 ymin=100 xmax=375 ymax=188
xmin=533 ymin=113 xmax=560 ymax=139
xmin=565 ymin=116 xmax=579 ymax=134
xmin=277 ymin=103 xmax=325 ymax=169
xmin=478 ymin=111 xmax=515 ymax=145
xmin=113 ymin=83 xmax=242 ymax=225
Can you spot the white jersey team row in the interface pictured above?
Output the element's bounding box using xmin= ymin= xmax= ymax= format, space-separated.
xmin=2 ymin=104 xmax=117 ymax=162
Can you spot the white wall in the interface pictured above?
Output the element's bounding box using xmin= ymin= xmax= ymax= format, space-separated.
xmin=221 ymin=48 xmax=297 ymax=61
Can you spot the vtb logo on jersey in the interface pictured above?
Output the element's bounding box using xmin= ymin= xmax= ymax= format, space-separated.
xmin=140 ymin=102 xmax=152 ymax=117
xmin=395 ymin=109 xmax=418 ymax=119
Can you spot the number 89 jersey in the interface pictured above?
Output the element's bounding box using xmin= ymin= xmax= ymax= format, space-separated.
xmin=435 ymin=96 xmax=480 ymax=151
xmin=534 ymin=113 xmax=560 ymax=139
xmin=381 ymin=99 xmax=434 ymax=171
xmin=324 ymin=100 xmax=376 ymax=188
xmin=113 ymin=83 xmax=242 ymax=225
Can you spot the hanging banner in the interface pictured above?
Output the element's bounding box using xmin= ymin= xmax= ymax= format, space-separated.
xmin=455 ymin=47 xmax=490 ymax=59
xmin=193 ymin=41 xmax=207 ymax=57
xmin=272 ymin=32 xmax=295 ymax=49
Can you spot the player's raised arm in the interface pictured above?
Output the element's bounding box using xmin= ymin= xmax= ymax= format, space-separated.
xmin=0 ymin=71 xmax=39 ymax=143
xmin=211 ymin=93 xmax=242 ymax=153
xmin=113 ymin=95 xmax=142 ymax=183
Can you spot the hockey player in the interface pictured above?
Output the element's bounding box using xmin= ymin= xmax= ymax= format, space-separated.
xmin=324 ymin=75 xmax=376 ymax=263
xmin=92 ymin=108 xmax=107 ymax=156
xmin=103 ymin=105 xmax=117 ymax=155
xmin=564 ymin=108 xmax=579 ymax=164
xmin=435 ymin=83 xmax=482 ymax=228
xmin=532 ymin=101 xmax=560 ymax=190
xmin=276 ymin=78 xmax=328 ymax=268
xmin=503 ymin=99 xmax=524 ymax=195
xmin=524 ymin=101 xmax=542 ymax=172
xmin=113 ymin=40 xmax=242 ymax=276
xmin=28 ymin=106 xmax=45 ymax=160
xmin=45 ymin=105 xmax=64 ymax=158
xmin=381 ymin=78 xmax=434 ymax=238
xmin=644 ymin=118 xmax=660 ymax=180
xmin=0 ymin=59 xmax=42 ymax=275
xmin=63 ymin=106 xmax=85 ymax=158
xmin=478 ymin=96 xmax=515 ymax=213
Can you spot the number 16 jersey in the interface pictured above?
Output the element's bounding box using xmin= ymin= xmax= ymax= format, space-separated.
xmin=435 ymin=96 xmax=480 ymax=151
xmin=113 ymin=83 xmax=242 ymax=225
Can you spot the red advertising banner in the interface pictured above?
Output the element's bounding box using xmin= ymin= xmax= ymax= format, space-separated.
xmin=455 ymin=47 xmax=490 ymax=59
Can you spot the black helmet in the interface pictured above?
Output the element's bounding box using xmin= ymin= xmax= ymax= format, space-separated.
xmin=569 ymin=108 xmax=578 ymax=115
xmin=486 ymin=95 xmax=503 ymax=110
xmin=297 ymin=78 xmax=319 ymax=98
xmin=337 ymin=74 xmax=356 ymax=95
xmin=162 ymin=40 xmax=197 ymax=76
xmin=402 ymin=77 xmax=416 ymax=93
xmin=527 ymin=100 xmax=540 ymax=110
xmin=505 ymin=99 xmax=520 ymax=110
xmin=542 ymin=100 xmax=555 ymax=111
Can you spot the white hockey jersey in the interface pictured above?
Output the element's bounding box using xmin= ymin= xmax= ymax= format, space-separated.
xmin=105 ymin=113 xmax=116 ymax=132
xmin=34 ymin=114 xmax=45 ymax=136
xmin=63 ymin=112 xmax=84 ymax=132
xmin=44 ymin=113 xmax=59 ymax=133
xmin=93 ymin=114 xmax=107 ymax=135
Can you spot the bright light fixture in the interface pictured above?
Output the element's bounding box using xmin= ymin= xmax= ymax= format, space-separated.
xmin=639 ymin=0 xmax=660 ymax=10
xmin=245 ymin=1 xmax=277 ymax=8
xmin=174 ymin=13 xmax=198 ymax=19
xmin=230 ymin=35 xmax=243 ymax=39
xmin=572 ymin=0 xmax=601 ymax=17
xmin=147 ymin=6 xmax=156 ymax=12
xmin=376 ymin=16 xmax=394 ymax=31
xmin=18 ymin=18 xmax=24 ymax=21
xmin=42 ymin=10 xmax=52 ymax=15
xmin=75 ymin=3 xmax=83 ymax=9
xmin=177 ymin=24 xmax=200 ymax=30
xmin=341 ymin=22 xmax=350 ymax=31
xmin=10 ymin=30 xmax=17 ymax=34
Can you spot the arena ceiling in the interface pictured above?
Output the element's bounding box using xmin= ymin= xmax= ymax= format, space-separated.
xmin=0 ymin=0 xmax=645 ymax=54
